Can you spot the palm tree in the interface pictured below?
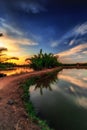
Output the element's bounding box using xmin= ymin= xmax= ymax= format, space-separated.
xmin=26 ymin=49 xmax=61 ymax=70
xmin=0 ymin=47 xmax=8 ymax=63
xmin=39 ymin=49 xmax=43 ymax=58
xmin=0 ymin=33 xmax=3 ymax=37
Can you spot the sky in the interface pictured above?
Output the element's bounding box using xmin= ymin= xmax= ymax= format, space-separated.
xmin=0 ymin=0 xmax=87 ymax=64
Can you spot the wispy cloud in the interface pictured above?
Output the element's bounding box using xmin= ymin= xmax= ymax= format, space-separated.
xmin=0 ymin=18 xmax=23 ymax=37
xmin=15 ymin=0 xmax=47 ymax=14
xmin=74 ymin=22 xmax=87 ymax=35
xmin=0 ymin=17 xmax=39 ymax=64
xmin=1 ymin=22 xmax=23 ymax=36
xmin=0 ymin=17 xmax=5 ymax=22
xmin=69 ymin=39 xmax=75 ymax=46
xmin=53 ymin=22 xmax=87 ymax=63
xmin=53 ymin=22 xmax=87 ymax=48
xmin=0 ymin=18 xmax=39 ymax=46
xmin=55 ymin=43 xmax=87 ymax=63
xmin=82 ymin=51 xmax=87 ymax=54
xmin=57 ymin=43 xmax=87 ymax=57
xmin=51 ymin=41 xmax=59 ymax=47
xmin=66 ymin=22 xmax=87 ymax=46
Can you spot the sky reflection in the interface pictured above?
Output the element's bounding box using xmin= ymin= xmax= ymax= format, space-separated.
xmin=29 ymin=69 xmax=87 ymax=130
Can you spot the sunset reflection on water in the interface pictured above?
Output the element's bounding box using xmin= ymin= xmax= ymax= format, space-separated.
xmin=0 ymin=67 xmax=33 ymax=76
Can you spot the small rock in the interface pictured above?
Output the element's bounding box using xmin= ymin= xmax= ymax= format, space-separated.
xmin=7 ymin=99 xmax=15 ymax=105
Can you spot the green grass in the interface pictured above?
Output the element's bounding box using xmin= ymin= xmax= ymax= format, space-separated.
xmin=21 ymin=76 xmax=54 ymax=130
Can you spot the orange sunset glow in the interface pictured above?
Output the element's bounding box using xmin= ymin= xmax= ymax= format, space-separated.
xmin=0 ymin=34 xmax=33 ymax=64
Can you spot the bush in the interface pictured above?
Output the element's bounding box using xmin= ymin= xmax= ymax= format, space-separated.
xmin=28 ymin=49 xmax=61 ymax=70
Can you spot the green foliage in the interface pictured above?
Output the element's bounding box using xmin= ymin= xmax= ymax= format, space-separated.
xmin=0 ymin=62 xmax=17 ymax=70
xmin=29 ymin=49 xmax=61 ymax=70
xmin=0 ymin=63 xmax=7 ymax=69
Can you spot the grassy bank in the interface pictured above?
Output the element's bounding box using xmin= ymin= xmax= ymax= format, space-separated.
xmin=20 ymin=70 xmax=60 ymax=130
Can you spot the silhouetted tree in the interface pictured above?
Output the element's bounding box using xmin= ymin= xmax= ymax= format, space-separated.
xmin=0 ymin=33 xmax=3 ymax=37
xmin=26 ymin=49 xmax=61 ymax=70
xmin=9 ymin=57 xmax=19 ymax=60
xmin=0 ymin=47 xmax=8 ymax=63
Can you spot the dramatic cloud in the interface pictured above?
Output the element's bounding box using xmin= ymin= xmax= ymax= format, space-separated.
xmin=58 ymin=43 xmax=87 ymax=57
xmin=0 ymin=18 xmax=39 ymax=43
xmin=0 ymin=35 xmax=38 ymax=56
xmin=0 ymin=0 xmax=87 ymax=64
xmin=0 ymin=18 xmax=38 ymax=45
xmin=0 ymin=18 xmax=24 ymax=37
xmin=0 ymin=17 xmax=39 ymax=64
xmin=52 ymin=22 xmax=87 ymax=49
xmin=55 ymin=43 xmax=87 ymax=63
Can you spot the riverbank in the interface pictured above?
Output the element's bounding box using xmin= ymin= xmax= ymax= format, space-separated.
xmin=0 ymin=67 xmax=61 ymax=130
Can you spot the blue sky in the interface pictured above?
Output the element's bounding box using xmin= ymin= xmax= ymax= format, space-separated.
xmin=0 ymin=0 xmax=87 ymax=63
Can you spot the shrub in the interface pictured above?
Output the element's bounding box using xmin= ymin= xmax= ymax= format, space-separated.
xmin=28 ymin=49 xmax=61 ymax=70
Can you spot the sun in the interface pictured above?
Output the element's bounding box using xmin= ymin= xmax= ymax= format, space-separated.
xmin=0 ymin=42 xmax=5 ymax=47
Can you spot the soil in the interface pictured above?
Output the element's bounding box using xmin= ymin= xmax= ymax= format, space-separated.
xmin=0 ymin=67 xmax=59 ymax=130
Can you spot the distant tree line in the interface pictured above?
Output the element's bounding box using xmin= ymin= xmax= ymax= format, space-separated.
xmin=0 ymin=47 xmax=19 ymax=69
xmin=0 ymin=33 xmax=19 ymax=69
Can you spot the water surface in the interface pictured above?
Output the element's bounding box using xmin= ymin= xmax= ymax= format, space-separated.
xmin=0 ymin=67 xmax=33 ymax=76
xmin=29 ymin=69 xmax=87 ymax=130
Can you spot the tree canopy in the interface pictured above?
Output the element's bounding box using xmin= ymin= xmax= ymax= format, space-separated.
xmin=26 ymin=49 xmax=61 ymax=70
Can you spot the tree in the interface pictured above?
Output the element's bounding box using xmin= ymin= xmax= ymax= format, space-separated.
xmin=0 ymin=47 xmax=19 ymax=69
xmin=0 ymin=47 xmax=8 ymax=63
xmin=26 ymin=49 xmax=61 ymax=70
xmin=0 ymin=33 xmax=3 ymax=37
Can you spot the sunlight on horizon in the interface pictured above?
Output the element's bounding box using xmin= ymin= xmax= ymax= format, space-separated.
xmin=0 ymin=36 xmax=33 ymax=64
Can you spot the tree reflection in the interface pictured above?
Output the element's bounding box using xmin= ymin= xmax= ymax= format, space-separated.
xmin=34 ymin=71 xmax=58 ymax=95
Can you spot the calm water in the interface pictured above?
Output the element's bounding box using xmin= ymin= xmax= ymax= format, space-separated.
xmin=29 ymin=69 xmax=87 ymax=130
xmin=0 ymin=67 xmax=33 ymax=76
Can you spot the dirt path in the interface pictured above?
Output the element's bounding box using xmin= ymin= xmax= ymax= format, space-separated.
xmin=0 ymin=67 xmax=60 ymax=130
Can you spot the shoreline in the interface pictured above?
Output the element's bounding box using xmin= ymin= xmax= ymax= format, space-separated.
xmin=0 ymin=67 xmax=61 ymax=130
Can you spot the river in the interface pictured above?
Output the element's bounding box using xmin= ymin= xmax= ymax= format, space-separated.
xmin=0 ymin=67 xmax=33 ymax=76
xmin=29 ymin=69 xmax=87 ymax=130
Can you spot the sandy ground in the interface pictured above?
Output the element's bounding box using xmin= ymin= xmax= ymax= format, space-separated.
xmin=0 ymin=67 xmax=59 ymax=130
